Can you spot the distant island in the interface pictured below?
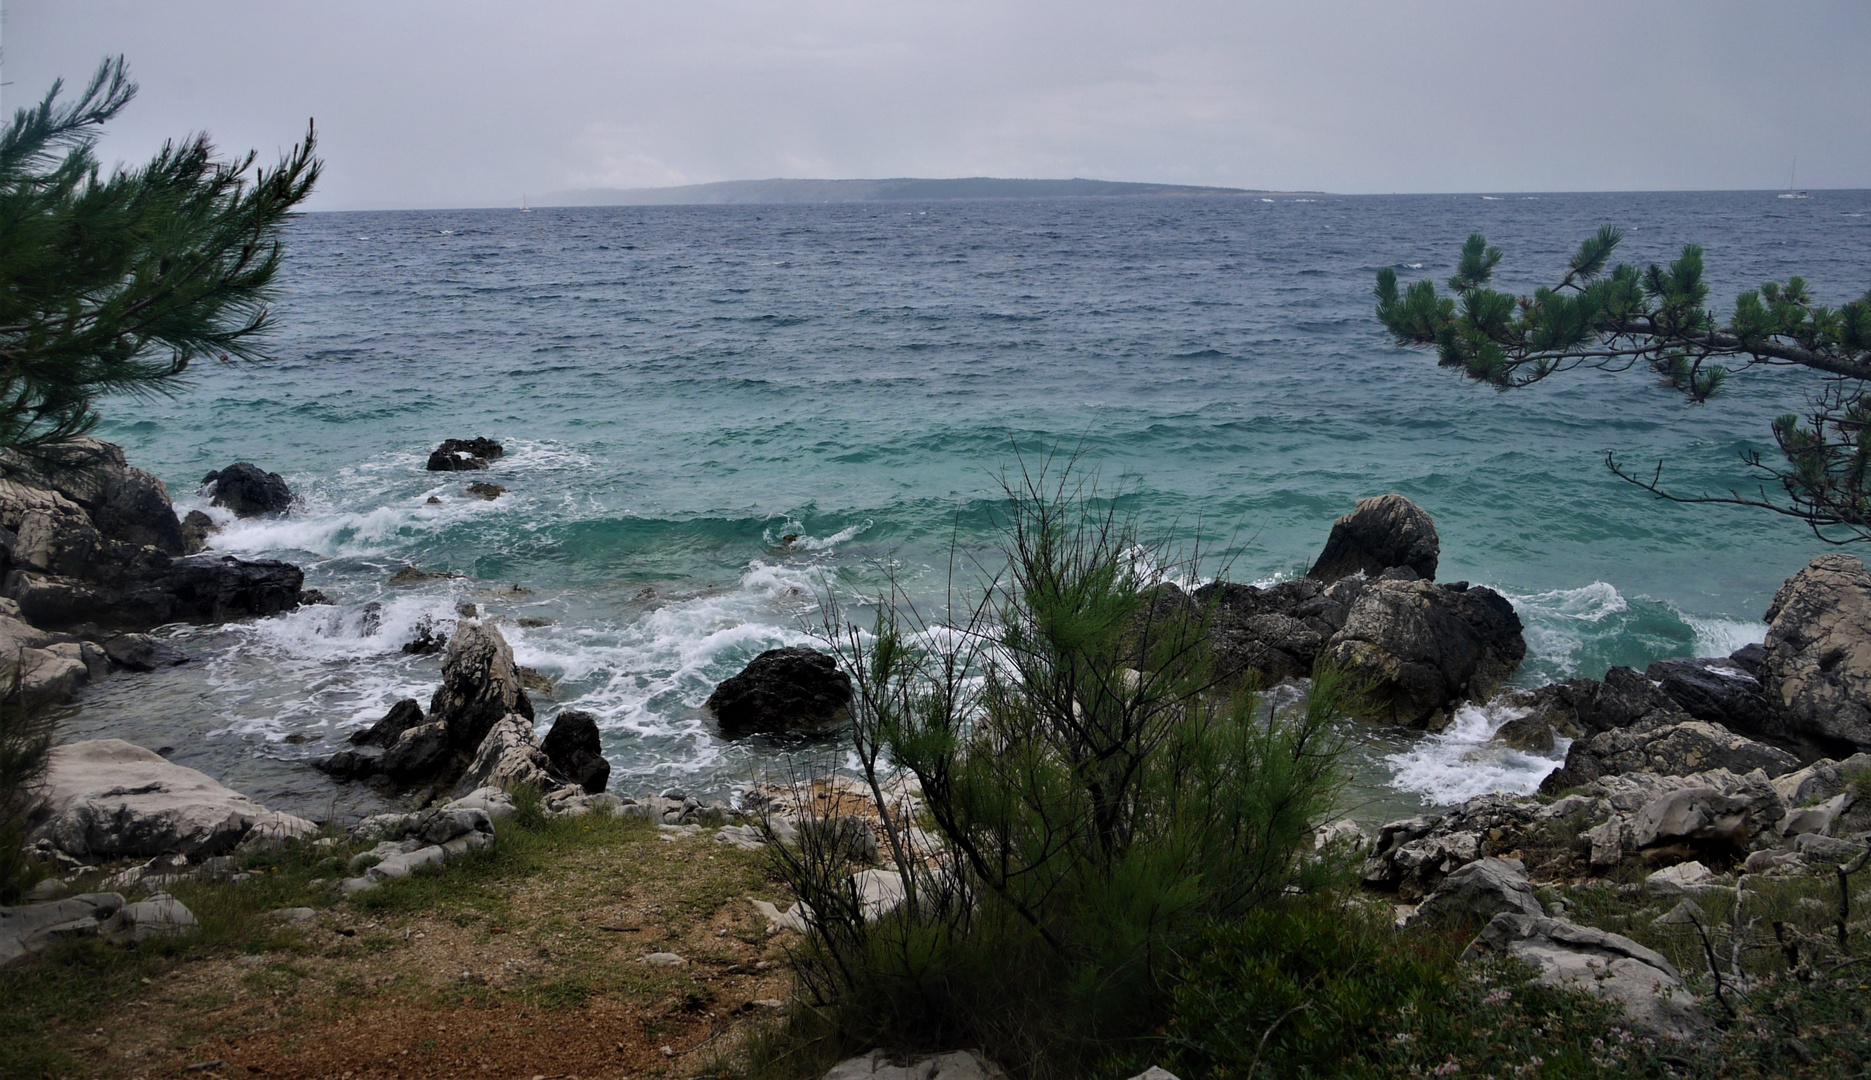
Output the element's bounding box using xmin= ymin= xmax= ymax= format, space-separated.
xmin=538 ymin=177 xmax=1297 ymax=206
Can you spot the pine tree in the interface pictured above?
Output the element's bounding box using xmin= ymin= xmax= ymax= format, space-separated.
xmin=1376 ymin=228 xmax=1871 ymax=541
xmin=0 ymin=57 xmax=320 ymax=467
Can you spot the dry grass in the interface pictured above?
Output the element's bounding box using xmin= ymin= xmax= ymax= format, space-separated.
xmin=3 ymin=812 xmax=802 ymax=1080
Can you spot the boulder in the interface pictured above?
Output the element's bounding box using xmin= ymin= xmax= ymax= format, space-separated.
xmin=1493 ymin=714 xmax=1555 ymax=752
xmin=0 ymin=892 xmax=126 ymax=968
xmin=348 ymin=698 xmax=426 ymax=748
xmin=101 ymin=633 xmax=187 ymax=672
xmin=1462 ymin=913 xmax=1705 ymax=1041
xmin=1411 ymin=856 xmax=1545 ymax=924
xmin=1195 ymin=576 xmax=1367 ymax=686
xmin=1630 ymin=787 xmax=1751 ymax=852
xmin=452 ymin=713 xmax=553 ymax=797
xmin=541 ymin=709 xmax=611 ymax=794
xmin=1646 ymin=860 xmax=1716 ymax=894
xmin=1646 ymin=657 xmax=1778 ymax=743
xmin=7 ymin=553 xmax=304 ymax=631
xmin=1759 ymin=553 xmax=1871 ymax=754
xmin=706 ymin=646 xmax=853 ymax=735
xmin=1552 ymin=720 xmax=1799 ymax=790
xmin=822 ymin=1051 xmax=1007 ymax=1080
xmin=1323 ymin=578 xmax=1525 ymax=727
xmin=102 ymin=892 xmax=198 ymax=943
xmin=201 ymin=463 xmax=293 ymax=517
xmin=400 ymin=616 xmax=447 ymax=655
xmin=426 ymin=437 xmax=504 ymax=472
xmin=1306 ymin=493 xmax=1440 ymax=584
xmin=27 ymin=740 xmax=315 ymax=861
xmin=7 ymin=439 xmax=187 ymax=554
xmin=180 ymin=510 xmax=215 ymax=554
xmin=429 ymin=621 xmax=534 ymax=753
xmin=378 ymin=721 xmax=454 ymax=783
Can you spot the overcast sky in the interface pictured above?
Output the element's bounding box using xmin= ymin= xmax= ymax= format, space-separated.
xmin=8 ymin=1 xmax=1869 ymax=211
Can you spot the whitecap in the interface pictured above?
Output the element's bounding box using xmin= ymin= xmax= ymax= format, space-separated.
xmin=1384 ymin=700 xmax=1568 ymax=805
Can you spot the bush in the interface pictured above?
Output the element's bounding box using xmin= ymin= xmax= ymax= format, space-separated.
xmin=1135 ymin=900 xmax=1692 ymax=1080
xmin=0 ymin=698 xmax=52 ymax=903
xmin=766 ymin=463 xmax=1350 ymax=1077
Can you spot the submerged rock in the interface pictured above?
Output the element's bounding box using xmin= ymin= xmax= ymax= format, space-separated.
xmin=201 ymin=463 xmax=293 ymax=517
xmin=426 ymin=437 xmax=504 ymax=472
xmin=707 ymin=646 xmax=853 ymax=735
xmin=1307 ymin=493 xmax=1441 ymax=584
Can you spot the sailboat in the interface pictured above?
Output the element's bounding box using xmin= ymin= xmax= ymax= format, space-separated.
xmin=520 ymin=192 xmax=534 ymax=213
xmin=1778 ymin=161 xmax=1810 ymax=200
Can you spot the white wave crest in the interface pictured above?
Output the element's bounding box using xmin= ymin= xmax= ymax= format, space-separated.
xmin=1384 ymin=700 xmax=1568 ymax=805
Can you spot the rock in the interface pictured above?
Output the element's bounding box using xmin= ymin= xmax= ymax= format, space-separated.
xmin=1196 ymin=576 xmax=1362 ymax=686
xmin=101 ymin=633 xmax=187 ymax=672
xmin=180 ymin=510 xmax=215 ymax=554
xmin=0 ymin=892 xmax=125 ymax=967
xmin=103 ymin=892 xmax=198 ymax=942
xmin=444 ymin=787 xmax=517 ymax=821
xmin=401 ymin=616 xmax=448 ymax=655
xmin=1646 ymin=861 xmax=1716 ymax=894
xmin=426 ymin=437 xmax=504 ymax=472
xmin=1729 ymin=642 xmax=1767 ymax=677
xmin=1127 ymin=1071 xmax=1182 ymax=1080
xmin=452 ymin=713 xmax=553 ymax=796
xmin=541 ymin=710 xmax=610 ymax=794
xmin=1493 ymin=714 xmax=1555 ymax=753
xmin=269 ymin=907 xmax=318 ymax=923
xmin=822 ymin=1051 xmax=1007 ymax=1080
xmin=430 ymin=622 xmax=534 ymax=753
xmin=27 ymin=740 xmax=316 ymax=861
xmin=1412 ymin=856 xmax=1545 ymax=923
xmin=388 ymin=566 xmax=455 ymax=586
xmin=1794 ymin=833 xmax=1869 ymax=863
xmin=1313 ymin=818 xmax=1369 ymax=853
xmin=706 ymin=646 xmax=853 ymax=735
xmin=1323 ymin=578 xmax=1526 ymax=727
xmin=201 ymin=463 xmax=293 ymax=517
xmin=1743 ymin=849 xmax=1804 ymax=874
xmin=1646 ymin=657 xmax=1779 ymax=743
xmin=643 ymin=951 xmax=686 ymax=967
xmin=8 ymin=439 xmax=187 ymax=554
xmin=349 ymin=698 xmax=426 ymax=748
xmin=1780 ymin=792 xmax=1853 ymax=837
xmin=465 ymin=482 xmax=505 ymax=500
xmin=377 ymin=721 xmax=454 ymax=784
xmin=1630 ymin=787 xmax=1751 ymax=852
xmin=1307 ymin=494 xmax=1440 ymax=584
xmin=1759 ymin=553 xmax=1871 ymax=755
xmin=1771 ymin=756 xmax=1871 ymax=806
xmin=1462 ymin=912 xmax=1704 ymax=1041
xmin=1555 ymin=720 xmax=1799 ymax=789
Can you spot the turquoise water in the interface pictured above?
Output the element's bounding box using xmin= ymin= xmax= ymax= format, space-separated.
xmin=61 ymin=191 xmax=1869 ymax=822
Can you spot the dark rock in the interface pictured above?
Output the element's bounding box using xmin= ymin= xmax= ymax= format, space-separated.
xmin=1307 ymin=494 xmax=1440 ymax=584
xmin=1646 ymin=657 xmax=1779 ymax=743
xmin=1758 ymin=553 xmax=1871 ymax=755
xmin=19 ymin=439 xmax=188 ymax=555
xmin=1506 ymin=678 xmax=1598 ymax=738
xmin=1554 ymin=720 xmax=1799 ymax=788
xmin=541 ymin=710 xmax=611 ymax=794
xmin=429 ymin=622 xmax=534 ymax=754
xmin=389 ymin=566 xmax=455 ymax=586
xmin=101 ymin=633 xmax=187 ymax=672
xmin=1728 ymin=642 xmax=1767 ymax=677
xmin=517 ymin=665 xmax=553 ymax=696
xmin=1196 ymin=576 xmax=1362 ymax=686
xmin=1589 ymin=666 xmax=1686 ymax=732
xmin=314 ymin=747 xmax=383 ymax=779
xmin=1324 ymin=578 xmax=1526 ymax=727
xmin=7 ymin=553 xmax=304 ymax=630
xmin=378 ymin=721 xmax=454 ymax=783
xmin=706 ymin=646 xmax=853 ymax=735
xmin=401 ymin=616 xmax=448 ymax=655
xmin=360 ymin=601 xmax=382 ymax=637
xmin=180 ymin=510 xmax=215 ymax=554
xmin=426 ymin=438 xmax=504 ymax=472
xmin=1493 ymin=715 xmax=1555 ymax=753
xmin=201 ymin=463 xmax=293 ymax=517
xmin=349 ymin=698 xmax=425 ymax=748
xmin=299 ymin=588 xmax=332 ymax=606
xmin=466 ymin=482 xmax=506 ymax=500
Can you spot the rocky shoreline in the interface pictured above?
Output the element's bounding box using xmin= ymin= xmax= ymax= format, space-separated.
xmin=5 ymin=441 xmax=1871 ymax=1055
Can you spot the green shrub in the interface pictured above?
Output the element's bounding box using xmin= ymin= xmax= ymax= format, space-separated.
xmin=0 ymin=697 xmax=52 ymax=903
xmin=767 ymin=463 xmax=1349 ymax=1078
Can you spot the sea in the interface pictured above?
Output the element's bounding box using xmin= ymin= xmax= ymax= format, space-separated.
xmin=57 ymin=189 xmax=1871 ymax=826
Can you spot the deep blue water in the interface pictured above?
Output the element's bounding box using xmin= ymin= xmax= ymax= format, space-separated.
xmin=61 ymin=190 xmax=1871 ymax=820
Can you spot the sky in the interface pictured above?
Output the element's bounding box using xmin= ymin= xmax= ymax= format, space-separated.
xmin=7 ymin=1 xmax=1870 ymax=211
